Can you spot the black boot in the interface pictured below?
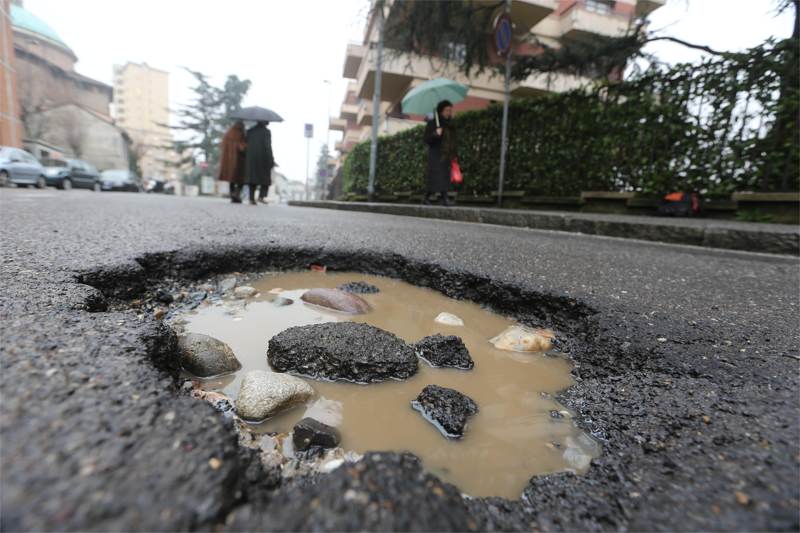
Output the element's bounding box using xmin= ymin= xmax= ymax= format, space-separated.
xmin=422 ymin=193 xmax=433 ymax=205
xmin=441 ymin=193 xmax=453 ymax=206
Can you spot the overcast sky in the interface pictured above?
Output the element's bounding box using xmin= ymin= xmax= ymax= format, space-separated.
xmin=23 ymin=0 xmax=795 ymax=183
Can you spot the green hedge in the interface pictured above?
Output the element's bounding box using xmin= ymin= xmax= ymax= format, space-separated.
xmin=344 ymin=40 xmax=799 ymax=196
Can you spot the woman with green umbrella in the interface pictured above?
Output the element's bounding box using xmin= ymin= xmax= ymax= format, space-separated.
xmin=423 ymin=100 xmax=457 ymax=205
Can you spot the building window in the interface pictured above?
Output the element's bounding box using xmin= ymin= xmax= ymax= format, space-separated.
xmin=584 ymin=0 xmax=613 ymax=15
xmin=443 ymin=42 xmax=467 ymax=63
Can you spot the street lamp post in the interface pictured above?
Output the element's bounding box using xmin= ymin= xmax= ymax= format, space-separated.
xmin=367 ymin=1 xmax=385 ymax=203
xmin=323 ymin=80 xmax=332 ymax=152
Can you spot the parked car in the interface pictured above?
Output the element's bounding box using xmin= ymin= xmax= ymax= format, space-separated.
xmin=0 ymin=146 xmax=46 ymax=188
xmin=99 ymin=169 xmax=141 ymax=192
xmin=144 ymin=178 xmax=165 ymax=193
xmin=42 ymin=158 xmax=101 ymax=191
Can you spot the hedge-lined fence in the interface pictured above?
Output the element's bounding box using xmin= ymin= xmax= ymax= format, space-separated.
xmin=344 ymin=39 xmax=799 ymax=197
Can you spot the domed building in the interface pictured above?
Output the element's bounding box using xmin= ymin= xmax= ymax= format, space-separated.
xmin=9 ymin=0 xmax=129 ymax=170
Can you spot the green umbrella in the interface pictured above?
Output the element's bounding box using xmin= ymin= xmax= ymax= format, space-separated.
xmin=401 ymin=78 xmax=468 ymax=125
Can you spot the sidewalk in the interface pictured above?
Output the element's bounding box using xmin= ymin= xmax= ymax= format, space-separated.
xmin=289 ymin=201 xmax=799 ymax=255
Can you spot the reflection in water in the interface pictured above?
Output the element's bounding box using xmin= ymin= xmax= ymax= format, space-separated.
xmin=177 ymin=271 xmax=600 ymax=499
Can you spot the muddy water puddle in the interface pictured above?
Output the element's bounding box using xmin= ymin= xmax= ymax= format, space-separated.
xmin=176 ymin=272 xmax=599 ymax=499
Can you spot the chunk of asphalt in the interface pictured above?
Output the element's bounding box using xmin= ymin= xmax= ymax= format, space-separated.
xmin=413 ymin=334 xmax=474 ymax=370
xmin=411 ymin=384 xmax=478 ymax=439
xmin=268 ymin=322 xmax=417 ymax=383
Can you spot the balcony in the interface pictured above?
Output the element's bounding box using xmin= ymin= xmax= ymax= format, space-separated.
xmin=330 ymin=117 xmax=347 ymax=132
xmin=560 ymin=5 xmax=632 ymax=41
xmin=474 ymin=0 xmax=556 ymax=30
xmin=340 ymin=102 xmax=358 ymax=121
xmin=636 ymin=0 xmax=666 ymax=17
xmin=343 ymin=43 xmax=365 ymax=79
xmin=357 ymin=99 xmax=392 ymax=127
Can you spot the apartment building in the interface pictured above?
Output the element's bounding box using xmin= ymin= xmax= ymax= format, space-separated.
xmin=331 ymin=0 xmax=665 ymax=157
xmin=113 ymin=62 xmax=174 ymax=179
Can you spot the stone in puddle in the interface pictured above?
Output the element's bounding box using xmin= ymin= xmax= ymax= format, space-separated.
xmin=414 ymin=334 xmax=474 ymax=370
xmin=434 ymin=312 xmax=464 ymax=326
xmin=191 ymin=389 xmax=235 ymax=418
xmin=489 ymin=325 xmax=555 ymax=352
xmin=411 ymin=384 xmax=478 ymax=439
xmin=177 ymin=333 xmax=242 ymax=377
xmin=234 ymin=286 xmax=258 ymax=299
xmin=292 ymin=417 xmax=341 ymax=451
xmin=268 ymin=322 xmax=417 ymax=383
xmin=337 ymin=281 xmax=380 ymax=294
xmin=300 ymin=288 xmax=371 ymax=314
xmin=235 ymin=370 xmax=314 ymax=422
xmin=219 ymin=276 xmax=237 ymax=293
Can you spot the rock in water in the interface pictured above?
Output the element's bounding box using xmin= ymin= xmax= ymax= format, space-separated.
xmin=411 ymin=385 xmax=478 ymax=439
xmin=434 ymin=312 xmax=464 ymax=326
xmin=177 ymin=333 xmax=242 ymax=377
xmin=337 ymin=281 xmax=380 ymax=294
xmin=234 ymin=286 xmax=258 ymax=299
xmin=489 ymin=325 xmax=555 ymax=352
xmin=292 ymin=417 xmax=341 ymax=451
xmin=414 ymin=334 xmax=474 ymax=370
xmin=219 ymin=276 xmax=237 ymax=293
xmin=235 ymin=370 xmax=314 ymax=422
xmin=300 ymin=288 xmax=372 ymax=314
xmin=268 ymin=322 xmax=417 ymax=383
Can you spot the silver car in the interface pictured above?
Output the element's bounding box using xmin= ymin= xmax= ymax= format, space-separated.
xmin=0 ymin=146 xmax=46 ymax=188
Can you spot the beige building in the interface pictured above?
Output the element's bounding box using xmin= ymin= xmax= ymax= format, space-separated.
xmin=113 ymin=62 xmax=174 ymax=179
xmin=332 ymin=0 xmax=665 ymax=158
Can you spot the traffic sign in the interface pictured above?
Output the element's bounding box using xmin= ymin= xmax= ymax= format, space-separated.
xmin=304 ymin=123 xmax=314 ymax=138
xmin=495 ymin=14 xmax=512 ymax=56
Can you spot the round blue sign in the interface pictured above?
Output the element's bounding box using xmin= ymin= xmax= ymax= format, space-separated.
xmin=495 ymin=14 xmax=512 ymax=56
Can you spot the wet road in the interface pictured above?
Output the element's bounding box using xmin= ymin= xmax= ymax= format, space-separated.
xmin=1 ymin=188 xmax=798 ymax=531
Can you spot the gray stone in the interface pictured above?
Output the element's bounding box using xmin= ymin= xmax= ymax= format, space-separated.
xmin=177 ymin=333 xmax=242 ymax=377
xmin=219 ymin=276 xmax=237 ymax=292
xmin=411 ymin=385 xmax=478 ymax=439
xmin=300 ymin=288 xmax=372 ymax=314
xmin=234 ymin=286 xmax=258 ymax=299
xmin=268 ymin=322 xmax=417 ymax=383
xmin=292 ymin=417 xmax=341 ymax=451
xmin=235 ymin=370 xmax=314 ymax=422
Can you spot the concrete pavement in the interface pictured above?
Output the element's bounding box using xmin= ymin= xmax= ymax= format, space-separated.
xmin=1 ymin=188 xmax=798 ymax=531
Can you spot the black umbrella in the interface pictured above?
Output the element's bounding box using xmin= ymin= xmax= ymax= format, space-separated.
xmin=230 ymin=106 xmax=284 ymax=122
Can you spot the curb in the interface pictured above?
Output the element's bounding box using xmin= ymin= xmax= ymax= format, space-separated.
xmin=289 ymin=201 xmax=800 ymax=256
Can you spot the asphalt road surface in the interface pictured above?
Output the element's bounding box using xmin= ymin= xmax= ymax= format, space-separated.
xmin=1 ymin=188 xmax=798 ymax=531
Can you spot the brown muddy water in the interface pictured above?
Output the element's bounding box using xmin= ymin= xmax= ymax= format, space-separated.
xmin=175 ymin=271 xmax=600 ymax=499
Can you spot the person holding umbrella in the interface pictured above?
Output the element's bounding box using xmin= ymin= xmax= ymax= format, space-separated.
xmin=228 ymin=106 xmax=283 ymax=205
xmin=401 ymin=78 xmax=467 ymax=206
xmin=218 ymin=120 xmax=247 ymax=203
xmin=423 ymin=100 xmax=457 ymax=206
xmin=245 ymin=121 xmax=274 ymax=205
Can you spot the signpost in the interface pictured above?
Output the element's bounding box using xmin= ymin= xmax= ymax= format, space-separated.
xmin=304 ymin=123 xmax=313 ymax=200
xmin=495 ymin=1 xmax=512 ymax=207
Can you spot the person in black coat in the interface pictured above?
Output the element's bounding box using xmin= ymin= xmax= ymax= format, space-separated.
xmin=423 ymin=100 xmax=457 ymax=206
xmin=245 ymin=121 xmax=274 ymax=205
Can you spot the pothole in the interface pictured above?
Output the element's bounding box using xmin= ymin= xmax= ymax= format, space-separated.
xmin=169 ymin=270 xmax=601 ymax=499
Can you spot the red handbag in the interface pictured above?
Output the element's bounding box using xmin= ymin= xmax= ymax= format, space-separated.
xmin=450 ymin=159 xmax=463 ymax=184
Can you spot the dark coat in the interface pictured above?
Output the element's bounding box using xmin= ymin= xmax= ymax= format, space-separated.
xmin=423 ymin=118 xmax=456 ymax=193
xmin=218 ymin=125 xmax=246 ymax=184
xmin=245 ymin=124 xmax=274 ymax=186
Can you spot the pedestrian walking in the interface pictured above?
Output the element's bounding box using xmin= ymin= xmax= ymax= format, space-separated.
xmin=245 ymin=121 xmax=274 ymax=205
xmin=423 ymin=100 xmax=457 ymax=206
xmin=218 ymin=120 xmax=247 ymax=203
